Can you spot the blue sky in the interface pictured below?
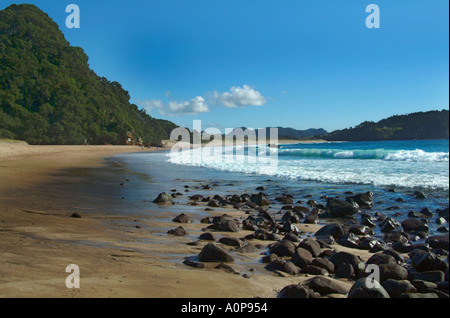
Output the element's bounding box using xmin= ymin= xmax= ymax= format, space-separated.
xmin=1 ymin=0 xmax=448 ymax=131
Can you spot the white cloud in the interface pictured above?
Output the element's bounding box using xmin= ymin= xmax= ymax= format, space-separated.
xmin=136 ymin=99 xmax=165 ymax=115
xmin=137 ymin=85 xmax=267 ymax=117
xmin=137 ymin=96 xmax=210 ymax=116
xmin=168 ymin=96 xmax=210 ymax=115
xmin=209 ymin=85 xmax=267 ymax=108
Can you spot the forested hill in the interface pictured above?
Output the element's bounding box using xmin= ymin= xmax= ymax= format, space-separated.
xmin=323 ymin=110 xmax=449 ymax=141
xmin=0 ymin=4 xmax=177 ymax=145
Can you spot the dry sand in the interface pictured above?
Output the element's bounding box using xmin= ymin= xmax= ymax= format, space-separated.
xmin=0 ymin=140 xmax=370 ymax=298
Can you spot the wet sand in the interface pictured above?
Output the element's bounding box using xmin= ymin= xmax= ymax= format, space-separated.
xmin=0 ymin=141 xmax=370 ymax=298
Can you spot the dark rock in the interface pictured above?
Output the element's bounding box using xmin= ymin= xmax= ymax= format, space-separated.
xmin=335 ymin=263 xmax=355 ymax=279
xmin=198 ymin=243 xmax=235 ymax=262
xmin=329 ymin=252 xmax=365 ymax=276
xmin=349 ymin=225 xmax=371 ymax=236
xmin=392 ymin=241 xmax=414 ymax=253
xmin=218 ymin=220 xmax=240 ymax=233
xmin=382 ymin=249 xmax=405 ymax=264
xmin=326 ymin=198 xmax=359 ymax=217
xmin=261 ymin=253 xmax=278 ymax=264
xmin=283 ymin=232 xmax=301 ymax=243
xmin=380 ymin=218 xmax=400 ymax=233
xmin=279 ymin=284 xmax=320 ymax=298
xmin=414 ymin=191 xmax=427 ymax=199
xmin=208 ymin=199 xmax=221 ymax=208
xmin=337 ymin=233 xmax=360 ymax=249
xmin=291 ymin=247 xmax=314 ymax=267
xmin=251 ymin=229 xmax=280 ymax=241
xmin=200 ymin=217 xmax=212 ymax=224
xmin=384 ymin=232 xmax=409 ymax=244
xmin=293 ymin=206 xmax=310 ymax=214
xmin=252 ymin=192 xmax=271 ymax=207
xmin=266 ymin=259 xmax=300 ymax=275
xmin=426 ymin=234 xmax=449 ymax=250
xmin=70 ymin=213 xmax=81 ymax=218
xmin=167 ymin=226 xmax=188 ymax=236
xmin=367 ymin=253 xmax=397 ymax=266
xmin=304 ymin=276 xmax=350 ymax=296
xmin=173 ymin=213 xmax=192 ymax=224
xmin=242 ymin=219 xmax=258 ymax=231
xmin=153 ymin=192 xmax=174 ymax=204
xmin=347 ymin=192 xmax=374 ymax=208
xmin=303 ymin=265 xmax=329 ymax=276
xmin=199 ymin=232 xmax=216 ymax=241
xmin=315 ymin=223 xmax=346 ymax=240
xmin=382 ymin=279 xmax=417 ymax=298
xmin=236 ymin=243 xmax=257 ymax=253
xmin=437 ymin=226 xmax=449 ymax=233
xmin=298 ymin=238 xmax=322 ymax=257
xmin=219 ymin=237 xmax=242 ymax=247
xmin=215 ymin=263 xmax=240 ymax=275
xmin=361 ymin=216 xmax=377 ymax=228
xmin=281 ymin=211 xmax=300 ymax=224
xmin=304 ymin=213 xmax=319 ymax=224
xmin=312 ymin=258 xmax=335 ymax=273
xmin=411 ymin=252 xmax=448 ymax=272
xmin=269 ymin=240 xmax=297 ymax=257
xmin=411 ymin=280 xmax=438 ymax=293
xmin=411 ymin=270 xmax=445 ymax=283
xmin=348 ymin=278 xmax=390 ymax=298
xmin=402 ymin=218 xmax=429 ymax=233
xmin=183 ymin=259 xmax=206 ymax=269
xmin=379 ymin=263 xmax=408 ymax=282
xmin=359 ymin=237 xmax=380 ymax=250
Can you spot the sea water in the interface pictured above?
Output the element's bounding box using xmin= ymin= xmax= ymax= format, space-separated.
xmin=167 ymin=139 xmax=449 ymax=191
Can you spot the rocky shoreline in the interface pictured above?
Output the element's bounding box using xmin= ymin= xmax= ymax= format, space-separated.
xmin=156 ymin=185 xmax=449 ymax=298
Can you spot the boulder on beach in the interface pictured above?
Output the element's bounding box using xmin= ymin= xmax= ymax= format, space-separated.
xmin=329 ymin=251 xmax=365 ymax=276
xmin=401 ymin=218 xmax=429 ymax=233
xmin=172 ymin=213 xmax=192 ymax=224
xmin=279 ymin=284 xmax=320 ymax=298
xmin=326 ymin=198 xmax=359 ymax=218
xmin=167 ymin=226 xmax=188 ymax=236
xmin=199 ymin=232 xmax=217 ymax=241
xmin=312 ymin=258 xmax=335 ymax=273
xmin=304 ymin=276 xmax=350 ymax=296
xmin=379 ymin=263 xmax=408 ymax=282
xmin=269 ymin=240 xmax=296 ymax=257
xmin=347 ymin=192 xmax=374 ymax=208
xmin=153 ymin=192 xmax=174 ymax=204
xmin=266 ymin=259 xmax=300 ymax=276
xmin=315 ymin=223 xmax=346 ymax=240
xmin=426 ymin=234 xmax=449 ymax=250
xmin=298 ymin=238 xmax=322 ymax=257
xmin=291 ymin=247 xmax=314 ymax=267
xmin=382 ymin=279 xmax=417 ymax=298
xmin=219 ymin=237 xmax=242 ymax=247
xmin=198 ymin=243 xmax=235 ymax=262
xmin=252 ymin=192 xmax=271 ymax=207
xmin=218 ymin=219 xmax=240 ymax=233
xmin=348 ymin=278 xmax=390 ymax=298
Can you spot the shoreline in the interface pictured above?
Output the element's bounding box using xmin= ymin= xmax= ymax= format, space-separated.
xmin=0 ymin=143 xmax=340 ymax=297
xmin=0 ymin=143 xmax=448 ymax=298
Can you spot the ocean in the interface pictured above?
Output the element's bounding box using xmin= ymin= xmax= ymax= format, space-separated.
xmin=109 ymin=139 xmax=448 ymax=239
xmin=167 ymin=139 xmax=449 ymax=190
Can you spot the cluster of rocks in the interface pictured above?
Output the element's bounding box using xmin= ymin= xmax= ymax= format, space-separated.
xmin=155 ymin=188 xmax=449 ymax=298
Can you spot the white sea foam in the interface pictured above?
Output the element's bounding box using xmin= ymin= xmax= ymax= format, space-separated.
xmin=166 ymin=145 xmax=449 ymax=190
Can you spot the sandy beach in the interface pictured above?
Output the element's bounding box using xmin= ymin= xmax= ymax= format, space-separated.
xmin=0 ymin=140 xmax=372 ymax=298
